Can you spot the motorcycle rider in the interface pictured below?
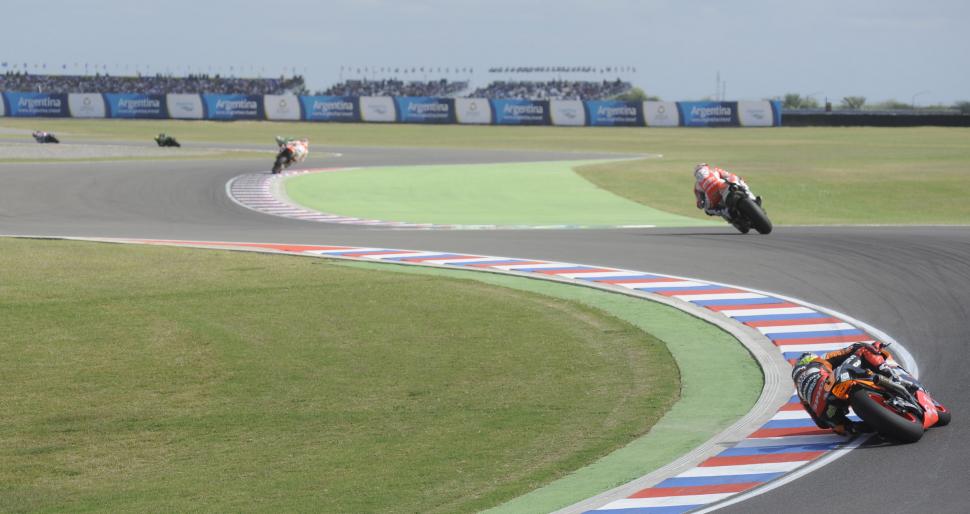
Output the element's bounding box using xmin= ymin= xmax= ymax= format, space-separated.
xmin=693 ymin=163 xmax=748 ymax=219
xmin=273 ymin=135 xmax=310 ymax=172
xmin=791 ymin=342 xmax=900 ymax=435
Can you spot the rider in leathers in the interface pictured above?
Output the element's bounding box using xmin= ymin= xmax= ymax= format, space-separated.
xmin=792 ymin=342 xmax=899 ymax=435
xmin=693 ymin=163 xmax=747 ymax=220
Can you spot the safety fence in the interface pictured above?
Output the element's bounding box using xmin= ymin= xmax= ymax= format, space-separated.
xmin=0 ymin=91 xmax=782 ymax=127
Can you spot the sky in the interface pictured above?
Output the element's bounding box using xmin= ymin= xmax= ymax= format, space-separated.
xmin=2 ymin=0 xmax=968 ymax=105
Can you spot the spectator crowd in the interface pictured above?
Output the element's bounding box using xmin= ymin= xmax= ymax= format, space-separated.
xmin=1 ymin=72 xmax=635 ymax=101
xmin=0 ymin=71 xmax=305 ymax=95
xmin=468 ymin=79 xmax=632 ymax=100
xmin=318 ymin=79 xmax=468 ymax=97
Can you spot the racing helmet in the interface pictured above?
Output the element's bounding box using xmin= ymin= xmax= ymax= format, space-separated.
xmin=795 ymin=352 xmax=817 ymax=367
xmin=693 ymin=163 xmax=710 ymax=182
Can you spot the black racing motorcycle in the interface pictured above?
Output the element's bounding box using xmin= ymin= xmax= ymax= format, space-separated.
xmin=32 ymin=131 xmax=59 ymax=144
xmin=154 ymin=134 xmax=181 ymax=147
xmin=724 ymin=182 xmax=772 ymax=234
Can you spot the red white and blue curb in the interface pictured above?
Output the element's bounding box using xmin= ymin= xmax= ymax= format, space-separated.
xmin=226 ymin=169 xmax=655 ymax=230
xmin=30 ymin=237 xmax=916 ymax=514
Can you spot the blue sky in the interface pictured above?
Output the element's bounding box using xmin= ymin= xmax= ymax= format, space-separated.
xmin=3 ymin=0 xmax=967 ymax=104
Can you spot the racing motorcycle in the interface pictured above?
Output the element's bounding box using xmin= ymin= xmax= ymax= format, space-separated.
xmin=272 ymin=137 xmax=309 ymax=174
xmin=154 ymin=133 xmax=181 ymax=147
xmin=32 ymin=131 xmax=59 ymax=144
xmin=830 ymin=345 xmax=950 ymax=443
xmin=724 ymin=181 xmax=772 ymax=234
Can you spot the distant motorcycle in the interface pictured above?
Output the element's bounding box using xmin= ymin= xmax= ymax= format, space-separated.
xmin=723 ymin=181 xmax=772 ymax=234
xmin=272 ymin=137 xmax=309 ymax=174
xmin=154 ymin=133 xmax=181 ymax=147
xmin=32 ymin=131 xmax=59 ymax=144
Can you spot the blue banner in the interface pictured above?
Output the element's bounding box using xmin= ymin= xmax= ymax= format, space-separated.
xmin=203 ymin=94 xmax=263 ymax=120
xmin=492 ymin=99 xmax=550 ymax=125
xmin=104 ymin=93 xmax=167 ymax=119
xmin=300 ymin=95 xmax=359 ymax=122
xmin=677 ymin=101 xmax=740 ymax=127
xmin=3 ymin=92 xmax=69 ymax=117
xmin=394 ymin=97 xmax=455 ymax=124
xmin=586 ymin=100 xmax=643 ymax=126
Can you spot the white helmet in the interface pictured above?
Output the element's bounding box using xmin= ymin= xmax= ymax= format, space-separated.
xmin=694 ymin=163 xmax=710 ymax=181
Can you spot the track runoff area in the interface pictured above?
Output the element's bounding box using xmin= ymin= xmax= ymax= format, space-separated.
xmin=59 ymin=236 xmax=913 ymax=514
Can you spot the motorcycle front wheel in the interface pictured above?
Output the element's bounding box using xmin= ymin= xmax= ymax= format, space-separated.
xmin=850 ymin=388 xmax=924 ymax=443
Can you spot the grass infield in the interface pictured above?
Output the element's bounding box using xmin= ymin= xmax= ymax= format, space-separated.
xmin=0 ymin=238 xmax=758 ymax=512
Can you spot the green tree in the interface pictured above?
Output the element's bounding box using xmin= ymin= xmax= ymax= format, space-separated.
xmin=955 ymin=101 xmax=970 ymax=114
xmin=611 ymin=87 xmax=658 ymax=102
xmin=783 ymin=93 xmax=803 ymax=109
xmin=841 ymin=96 xmax=866 ymax=110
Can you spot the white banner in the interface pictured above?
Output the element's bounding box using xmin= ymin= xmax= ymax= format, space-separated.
xmin=455 ymin=98 xmax=492 ymax=124
xmin=68 ymin=93 xmax=106 ymax=118
xmin=738 ymin=101 xmax=774 ymax=127
xmin=360 ymin=96 xmax=396 ymax=122
xmin=643 ymin=101 xmax=680 ymax=127
xmin=549 ymin=100 xmax=586 ymax=126
xmin=0 ymin=95 xmax=5 ymax=117
xmin=166 ymin=94 xmax=204 ymax=119
xmin=264 ymin=94 xmax=301 ymax=121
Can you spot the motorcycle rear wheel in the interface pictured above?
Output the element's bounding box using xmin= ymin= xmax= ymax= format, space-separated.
xmin=737 ymin=197 xmax=772 ymax=234
xmin=850 ymin=388 xmax=924 ymax=443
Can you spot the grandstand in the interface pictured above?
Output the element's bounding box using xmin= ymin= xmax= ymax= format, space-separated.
xmin=0 ymin=72 xmax=306 ymax=95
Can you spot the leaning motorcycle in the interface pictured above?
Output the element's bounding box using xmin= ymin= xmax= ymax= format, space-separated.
xmin=32 ymin=131 xmax=59 ymax=144
xmin=830 ymin=349 xmax=950 ymax=443
xmin=724 ymin=182 xmax=772 ymax=234
xmin=271 ymin=139 xmax=308 ymax=174
xmin=154 ymin=134 xmax=181 ymax=147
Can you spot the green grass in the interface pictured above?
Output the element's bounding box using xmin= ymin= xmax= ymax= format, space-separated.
xmin=284 ymin=161 xmax=713 ymax=227
xmin=4 ymin=119 xmax=967 ymax=224
xmin=0 ymin=238 xmax=696 ymax=513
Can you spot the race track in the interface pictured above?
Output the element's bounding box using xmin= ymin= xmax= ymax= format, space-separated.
xmin=1 ymin=149 xmax=967 ymax=513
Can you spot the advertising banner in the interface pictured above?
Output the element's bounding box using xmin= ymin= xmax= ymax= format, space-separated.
xmin=454 ymin=98 xmax=492 ymax=124
xmin=738 ymin=100 xmax=782 ymax=127
xmin=549 ymin=100 xmax=586 ymax=126
xmin=394 ymin=97 xmax=455 ymax=124
xmin=492 ymin=99 xmax=549 ymax=125
xmin=203 ymin=94 xmax=263 ymax=120
xmin=68 ymin=93 xmax=106 ymax=118
xmin=643 ymin=101 xmax=681 ymax=127
xmin=104 ymin=93 xmax=167 ymax=119
xmin=167 ymin=94 xmax=204 ymax=119
xmin=0 ymin=96 xmax=4 ymax=117
xmin=586 ymin=100 xmax=642 ymax=126
xmin=3 ymin=92 xmax=69 ymax=117
xmin=264 ymin=94 xmax=302 ymax=121
xmin=359 ymin=96 xmax=396 ymax=122
xmin=300 ymin=95 xmax=359 ymax=122
xmin=678 ymin=101 xmax=739 ymax=127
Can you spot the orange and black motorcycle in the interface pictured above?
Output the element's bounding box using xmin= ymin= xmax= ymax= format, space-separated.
xmin=830 ymin=347 xmax=950 ymax=443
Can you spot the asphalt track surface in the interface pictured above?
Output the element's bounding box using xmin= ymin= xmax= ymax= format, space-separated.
xmin=1 ymin=147 xmax=968 ymax=513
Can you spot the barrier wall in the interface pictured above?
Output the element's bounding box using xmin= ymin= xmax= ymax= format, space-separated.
xmin=493 ymin=99 xmax=550 ymax=125
xmin=264 ymin=94 xmax=302 ymax=121
xmin=550 ymin=100 xmax=586 ymax=126
xmin=167 ymin=94 xmax=204 ymax=119
xmin=0 ymin=91 xmax=784 ymax=127
xmin=455 ymin=98 xmax=492 ymax=124
xmin=68 ymin=93 xmax=106 ymax=118
xmin=394 ymin=96 xmax=455 ymax=124
xmin=104 ymin=93 xmax=168 ymax=119
xmin=202 ymin=94 xmax=263 ymax=120
xmin=300 ymin=95 xmax=359 ymax=122
xmin=3 ymin=92 xmax=69 ymax=117
xmin=586 ymin=100 xmax=642 ymax=126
